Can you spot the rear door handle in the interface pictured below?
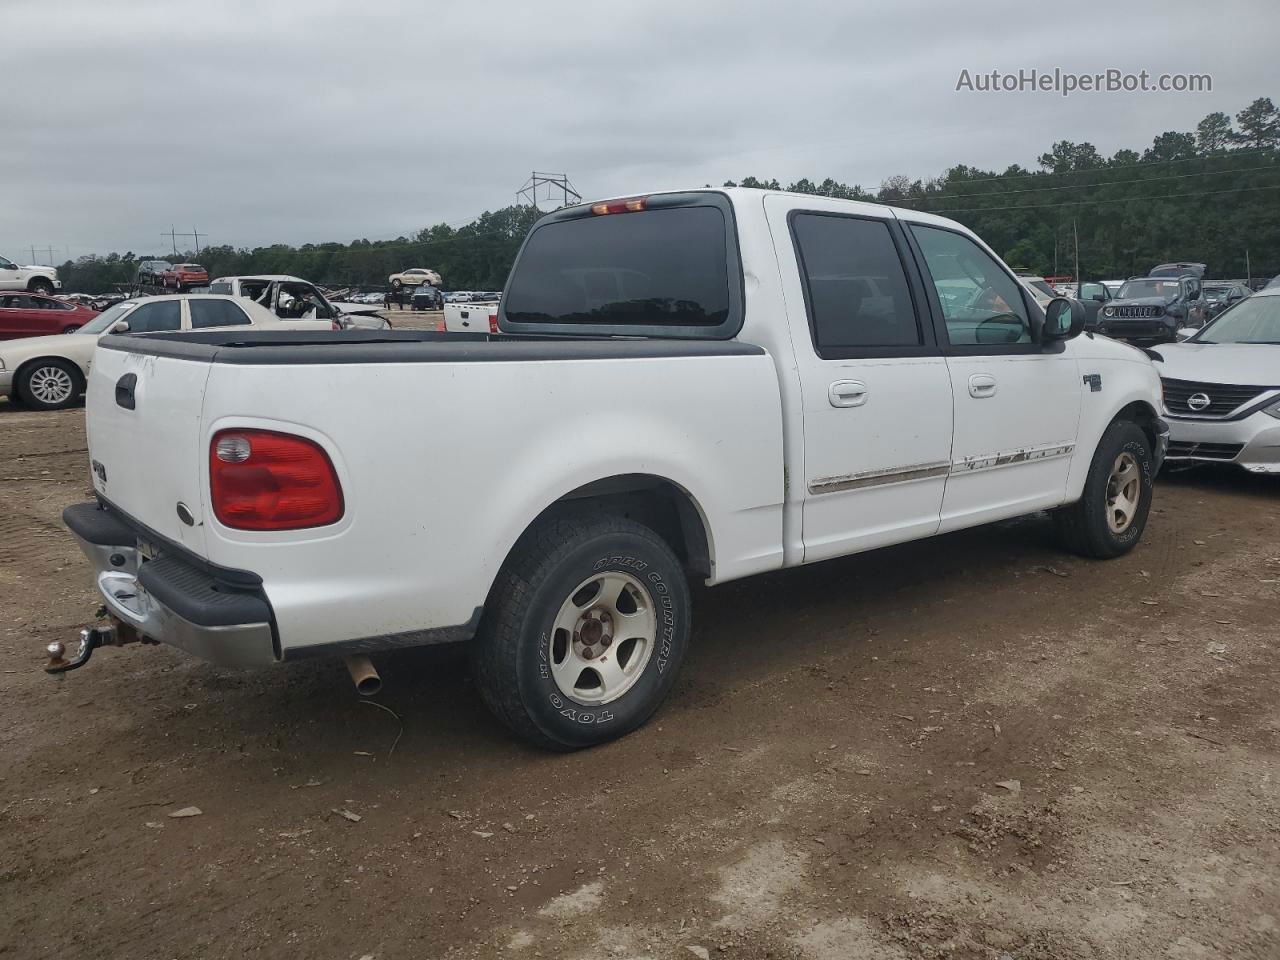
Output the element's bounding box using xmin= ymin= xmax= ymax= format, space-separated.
xmin=968 ymin=374 xmax=997 ymax=399
xmin=829 ymin=380 xmax=868 ymax=408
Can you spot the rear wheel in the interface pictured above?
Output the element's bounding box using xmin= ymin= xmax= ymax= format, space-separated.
xmin=1055 ymin=420 xmax=1153 ymax=558
xmin=62 ymin=325 xmax=80 ymax=334
xmin=16 ymin=359 xmax=83 ymax=411
xmin=472 ymin=510 xmax=691 ymax=750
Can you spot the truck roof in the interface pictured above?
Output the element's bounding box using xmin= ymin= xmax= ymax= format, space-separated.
xmin=579 ymin=186 xmax=973 ymax=235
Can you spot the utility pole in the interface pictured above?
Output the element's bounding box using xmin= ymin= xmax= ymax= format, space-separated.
xmin=166 ymin=226 xmax=178 ymax=257
xmin=1072 ymin=218 xmax=1080 ymax=291
xmin=1246 ymin=248 xmax=1251 ymax=284
xmin=30 ymin=245 xmax=37 ymax=264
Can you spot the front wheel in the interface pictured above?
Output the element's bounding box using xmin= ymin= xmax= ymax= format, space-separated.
xmin=1054 ymin=420 xmax=1154 ymax=558
xmin=472 ymin=511 xmax=691 ymax=750
xmin=29 ymin=280 xmax=54 ymax=296
xmin=391 ymin=279 xmax=403 ymax=291
xmin=16 ymin=359 xmax=83 ymax=410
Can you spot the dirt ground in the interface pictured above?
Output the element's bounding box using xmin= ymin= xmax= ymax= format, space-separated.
xmin=1 ymin=396 xmax=1277 ymax=960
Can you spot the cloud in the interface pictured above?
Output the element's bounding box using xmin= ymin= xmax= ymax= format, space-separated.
xmin=1 ymin=0 xmax=1271 ymax=260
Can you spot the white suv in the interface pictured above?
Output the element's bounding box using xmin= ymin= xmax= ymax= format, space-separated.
xmin=0 ymin=255 xmax=60 ymax=295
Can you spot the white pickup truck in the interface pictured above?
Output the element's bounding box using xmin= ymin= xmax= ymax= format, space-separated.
xmin=56 ymin=188 xmax=1167 ymax=750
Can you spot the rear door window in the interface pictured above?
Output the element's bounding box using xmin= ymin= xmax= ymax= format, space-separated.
xmin=125 ymin=300 xmax=182 ymax=332
xmin=791 ymin=213 xmax=923 ymax=356
xmin=501 ymin=197 xmax=741 ymax=338
xmin=189 ymin=299 xmax=252 ymax=328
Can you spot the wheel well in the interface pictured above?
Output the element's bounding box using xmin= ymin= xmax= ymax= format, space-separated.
xmin=26 ymin=277 xmax=53 ymax=291
xmin=540 ymin=474 xmax=712 ymax=579
xmin=1112 ymin=400 xmax=1161 ymax=451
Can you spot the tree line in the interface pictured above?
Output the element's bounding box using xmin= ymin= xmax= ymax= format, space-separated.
xmin=57 ymin=96 xmax=1280 ymax=294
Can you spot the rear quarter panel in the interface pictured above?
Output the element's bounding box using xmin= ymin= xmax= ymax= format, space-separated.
xmin=198 ymin=352 xmax=785 ymax=654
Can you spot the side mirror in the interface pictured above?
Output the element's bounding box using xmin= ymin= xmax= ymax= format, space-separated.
xmin=111 ymin=319 xmax=130 ymax=333
xmin=1090 ymin=291 xmax=1106 ymax=302
xmin=1043 ymin=297 xmax=1085 ymax=343
xmin=1176 ymin=327 xmax=1198 ymax=341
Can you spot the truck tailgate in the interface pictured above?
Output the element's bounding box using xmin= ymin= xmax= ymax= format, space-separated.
xmin=85 ymin=342 xmax=214 ymax=554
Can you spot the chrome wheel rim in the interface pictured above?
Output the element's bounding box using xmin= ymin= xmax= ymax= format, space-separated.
xmin=548 ymin=571 xmax=657 ymax=706
xmin=1105 ymin=452 xmax=1141 ymax=533
xmin=29 ymin=366 xmax=74 ymax=405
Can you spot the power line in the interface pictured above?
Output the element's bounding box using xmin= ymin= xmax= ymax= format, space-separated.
xmin=928 ymin=181 xmax=1280 ymax=215
xmin=900 ymin=162 xmax=1279 ymax=206
xmin=923 ymin=145 xmax=1278 ymax=190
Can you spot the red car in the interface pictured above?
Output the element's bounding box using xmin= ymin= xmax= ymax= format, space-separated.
xmin=162 ymin=263 xmax=209 ymax=291
xmin=0 ymin=293 xmax=99 ymax=341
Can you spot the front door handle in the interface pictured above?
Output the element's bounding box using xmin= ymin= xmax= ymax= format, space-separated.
xmin=829 ymin=380 xmax=868 ymax=408
xmin=968 ymin=374 xmax=997 ymax=399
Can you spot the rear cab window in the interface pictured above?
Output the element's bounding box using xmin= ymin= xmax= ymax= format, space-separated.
xmin=500 ymin=192 xmax=743 ymax=339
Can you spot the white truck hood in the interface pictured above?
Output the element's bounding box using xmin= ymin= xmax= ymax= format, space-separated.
xmin=1152 ymin=342 xmax=1280 ymax=386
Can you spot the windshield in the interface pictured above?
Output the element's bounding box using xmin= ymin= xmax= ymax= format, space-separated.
xmin=1117 ymin=279 xmax=1181 ymax=301
xmin=1196 ymin=295 xmax=1280 ymax=344
xmin=76 ymin=301 xmax=137 ymax=334
xmin=1203 ymin=284 xmax=1231 ymax=298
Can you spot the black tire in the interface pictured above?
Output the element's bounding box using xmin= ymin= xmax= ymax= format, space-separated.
xmin=391 ymin=279 xmax=403 ymax=291
xmin=16 ymin=358 xmax=84 ymax=411
xmin=29 ymin=279 xmax=55 ymax=296
xmin=472 ymin=510 xmax=691 ymax=750
xmin=1054 ymin=420 xmax=1154 ymax=559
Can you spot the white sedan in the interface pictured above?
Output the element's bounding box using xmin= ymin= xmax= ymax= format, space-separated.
xmin=0 ymin=294 xmax=331 ymax=411
xmin=1152 ymin=286 xmax=1280 ymax=475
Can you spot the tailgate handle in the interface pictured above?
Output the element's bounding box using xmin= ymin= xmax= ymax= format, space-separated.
xmin=115 ymin=373 xmax=137 ymax=410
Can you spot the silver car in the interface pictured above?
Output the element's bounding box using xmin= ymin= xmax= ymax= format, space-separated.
xmin=1152 ymin=286 xmax=1280 ymax=474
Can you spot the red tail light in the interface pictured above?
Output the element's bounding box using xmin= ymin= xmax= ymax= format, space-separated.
xmin=488 ymin=311 xmax=499 ymax=334
xmin=591 ymin=197 xmax=647 ymax=215
xmin=209 ymin=429 xmax=344 ymax=530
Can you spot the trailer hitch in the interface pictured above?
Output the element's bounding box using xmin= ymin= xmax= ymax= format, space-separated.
xmin=45 ymin=627 xmax=112 ymax=674
xmin=44 ymin=616 xmax=150 ymax=675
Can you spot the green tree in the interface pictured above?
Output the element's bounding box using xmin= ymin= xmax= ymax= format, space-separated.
xmin=1142 ymin=131 xmax=1198 ymax=162
xmin=1233 ymin=97 xmax=1280 ymax=149
xmin=1195 ymin=111 xmax=1234 ymax=153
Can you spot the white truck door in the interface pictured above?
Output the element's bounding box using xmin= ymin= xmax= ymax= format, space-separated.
xmin=905 ymin=223 xmax=1081 ymax=531
xmin=766 ymin=197 xmax=955 ymax=562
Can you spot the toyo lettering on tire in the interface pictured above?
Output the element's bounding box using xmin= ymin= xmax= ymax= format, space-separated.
xmin=472 ymin=510 xmax=691 ymax=750
xmin=1054 ymin=420 xmax=1154 ymax=559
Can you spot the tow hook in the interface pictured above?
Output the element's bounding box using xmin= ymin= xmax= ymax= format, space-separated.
xmin=44 ymin=617 xmax=150 ymax=675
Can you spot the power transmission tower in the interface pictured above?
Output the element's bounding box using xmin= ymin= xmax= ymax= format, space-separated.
xmin=163 ymin=226 xmax=206 ymax=256
xmin=516 ymin=172 xmax=581 ymax=213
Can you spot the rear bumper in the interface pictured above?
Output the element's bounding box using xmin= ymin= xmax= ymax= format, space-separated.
xmin=1164 ymin=412 xmax=1280 ymax=474
xmin=63 ymin=501 xmax=278 ymax=667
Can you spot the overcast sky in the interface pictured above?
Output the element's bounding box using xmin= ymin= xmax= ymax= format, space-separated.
xmin=3 ymin=0 xmax=1273 ymax=262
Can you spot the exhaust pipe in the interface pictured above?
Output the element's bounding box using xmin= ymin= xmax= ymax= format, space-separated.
xmin=344 ymin=655 xmax=382 ymax=696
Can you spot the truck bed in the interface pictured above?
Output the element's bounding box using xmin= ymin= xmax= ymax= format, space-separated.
xmin=85 ymin=329 xmax=785 ymax=659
